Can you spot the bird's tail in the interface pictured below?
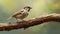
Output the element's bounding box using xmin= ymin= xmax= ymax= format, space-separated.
xmin=6 ymin=17 xmax=12 ymax=20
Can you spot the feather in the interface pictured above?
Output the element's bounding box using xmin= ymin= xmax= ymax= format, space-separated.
xmin=6 ymin=17 xmax=12 ymax=20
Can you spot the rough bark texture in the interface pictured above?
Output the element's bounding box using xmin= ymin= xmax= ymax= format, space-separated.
xmin=0 ymin=14 xmax=60 ymax=31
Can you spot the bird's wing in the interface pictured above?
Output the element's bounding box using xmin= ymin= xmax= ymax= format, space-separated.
xmin=12 ymin=9 xmax=24 ymax=17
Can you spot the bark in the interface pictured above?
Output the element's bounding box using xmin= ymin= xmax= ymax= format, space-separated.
xmin=0 ymin=14 xmax=60 ymax=31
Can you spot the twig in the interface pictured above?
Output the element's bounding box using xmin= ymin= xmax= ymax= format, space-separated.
xmin=0 ymin=14 xmax=60 ymax=31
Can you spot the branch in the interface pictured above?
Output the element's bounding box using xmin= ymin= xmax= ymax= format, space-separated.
xmin=0 ymin=14 xmax=60 ymax=31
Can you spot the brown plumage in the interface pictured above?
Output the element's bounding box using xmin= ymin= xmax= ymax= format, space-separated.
xmin=7 ymin=6 xmax=32 ymax=22
xmin=12 ymin=9 xmax=28 ymax=19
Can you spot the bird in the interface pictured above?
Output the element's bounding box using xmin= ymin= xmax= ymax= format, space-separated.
xmin=6 ymin=6 xmax=32 ymax=22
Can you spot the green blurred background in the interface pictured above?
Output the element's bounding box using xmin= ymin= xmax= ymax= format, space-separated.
xmin=0 ymin=0 xmax=60 ymax=34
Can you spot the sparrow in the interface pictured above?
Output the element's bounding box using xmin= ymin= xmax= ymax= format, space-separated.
xmin=7 ymin=6 xmax=32 ymax=22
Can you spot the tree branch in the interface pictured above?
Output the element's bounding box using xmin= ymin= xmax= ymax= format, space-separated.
xmin=0 ymin=14 xmax=60 ymax=31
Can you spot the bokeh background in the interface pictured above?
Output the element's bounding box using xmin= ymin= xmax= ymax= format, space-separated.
xmin=0 ymin=0 xmax=60 ymax=34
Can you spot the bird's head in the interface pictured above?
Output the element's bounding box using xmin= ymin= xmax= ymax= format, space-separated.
xmin=24 ymin=6 xmax=32 ymax=12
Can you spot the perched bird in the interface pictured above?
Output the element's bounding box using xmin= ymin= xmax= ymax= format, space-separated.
xmin=7 ymin=6 xmax=32 ymax=22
